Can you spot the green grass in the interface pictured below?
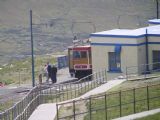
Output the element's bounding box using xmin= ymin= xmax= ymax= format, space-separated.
xmin=0 ymin=55 xmax=57 ymax=85
xmin=83 ymin=82 xmax=160 ymax=120
xmin=57 ymin=79 xmax=160 ymax=120
xmin=0 ymin=100 xmax=14 ymax=112
xmin=136 ymin=112 xmax=160 ymax=120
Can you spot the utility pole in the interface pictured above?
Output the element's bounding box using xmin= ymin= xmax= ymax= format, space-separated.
xmin=145 ymin=29 xmax=149 ymax=72
xmin=156 ymin=0 xmax=159 ymax=19
xmin=30 ymin=10 xmax=35 ymax=87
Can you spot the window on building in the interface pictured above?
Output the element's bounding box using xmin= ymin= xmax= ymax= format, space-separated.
xmin=152 ymin=50 xmax=160 ymax=70
xmin=108 ymin=52 xmax=121 ymax=72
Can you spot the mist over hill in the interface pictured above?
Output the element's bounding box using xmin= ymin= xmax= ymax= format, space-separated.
xmin=0 ymin=0 xmax=158 ymax=65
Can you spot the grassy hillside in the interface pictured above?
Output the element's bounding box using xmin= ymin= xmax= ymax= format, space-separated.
xmin=0 ymin=0 xmax=158 ymax=65
xmin=0 ymin=54 xmax=58 ymax=85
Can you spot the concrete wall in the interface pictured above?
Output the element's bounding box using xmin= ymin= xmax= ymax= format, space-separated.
xmin=148 ymin=36 xmax=160 ymax=69
xmin=91 ymin=36 xmax=144 ymax=80
xmin=137 ymin=45 xmax=146 ymax=73
xmin=91 ymin=36 xmax=138 ymax=44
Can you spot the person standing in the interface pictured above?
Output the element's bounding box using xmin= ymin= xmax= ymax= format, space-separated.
xmin=46 ymin=62 xmax=52 ymax=83
xmin=50 ymin=65 xmax=57 ymax=83
xmin=43 ymin=64 xmax=48 ymax=82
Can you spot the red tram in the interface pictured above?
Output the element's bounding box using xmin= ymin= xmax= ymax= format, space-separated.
xmin=68 ymin=45 xmax=92 ymax=79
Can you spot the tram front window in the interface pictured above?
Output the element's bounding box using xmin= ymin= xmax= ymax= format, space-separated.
xmin=73 ymin=51 xmax=81 ymax=58
xmin=81 ymin=51 xmax=87 ymax=58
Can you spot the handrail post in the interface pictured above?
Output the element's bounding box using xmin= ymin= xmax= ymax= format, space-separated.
xmin=105 ymin=68 xmax=107 ymax=82
xmin=59 ymin=85 xmax=61 ymax=102
xmin=147 ymin=85 xmax=150 ymax=110
xmin=70 ymin=84 xmax=72 ymax=99
xmin=75 ymin=84 xmax=76 ymax=98
xmin=105 ymin=94 xmax=107 ymax=120
xmin=133 ymin=88 xmax=136 ymax=113
xmin=73 ymin=100 xmax=76 ymax=120
xmin=89 ymin=97 xmax=92 ymax=120
xmin=77 ymin=83 xmax=79 ymax=96
xmin=66 ymin=84 xmax=68 ymax=100
xmin=56 ymin=103 xmax=59 ymax=120
xmin=126 ymin=67 xmax=128 ymax=80
xmin=119 ymin=91 xmax=122 ymax=117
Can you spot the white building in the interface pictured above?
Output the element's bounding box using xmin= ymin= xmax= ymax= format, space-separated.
xmin=148 ymin=19 xmax=160 ymax=26
xmin=90 ymin=20 xmax=160 ymax=79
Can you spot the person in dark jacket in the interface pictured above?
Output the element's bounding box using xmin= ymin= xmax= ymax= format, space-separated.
xmin=50 ymin=65 xmax=57 ymax=83
xmin=46 ymin=62 xmax=52 ymax=82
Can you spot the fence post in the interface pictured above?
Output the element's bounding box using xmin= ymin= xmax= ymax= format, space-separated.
xmin=81 ymin=82 xmax=82 ymax=94
xmin=56 ymin=104 xmax=59 ymax=120
xmin=73 ymin=100 xmax=76 ymax=120
xmin=126 ymin=67 xmax=128 ymax=80
xmin=56 ymin=86 xmax=58 ymax=103
xmin=85 ymin=81 xmax=87 ymax=93
xmin=70 ymin=84 xmax=72 ymax=99
xmin=105 ymin=69 xmax=107 ymax=82
xmin=88 ymin=79 xmax=90 ymax=91
xmin=94 ymin=74 xmax=96 ymax=88
xmin=89 ymin=77 xmax=93 ymax=89
xmin=99 ymin=70 xmax=101 ymax=83
xmin=59 ymin=85 xmax=61 ymax=102
xmin=75 ymin=84 xmax=76 ymax=98
xmin=89 ymin=97 xmax=92 ymax=120
xmin=67 ymin=84 xmax=69 ymax=100
xmin=0 ymin=113 xmax=1 ymax=120
xmin=119 ymin=91 xmax=122 ymax=117
xmin=12 ymin=107 xmax=14 ymax=120
xmin=62 ymin=85 xmax=64 ymax=101
xmin=133 ymin=88 xmax=136 ymax=113
xmin=105 ymin=94 xmax=107 ymax=120
xmin=147 ymin=85 xmax=150 ymax=110
xmin=96 ymin=72 xmax=98 ymax=85
xmin=78 ymin=83 xmax=80 ymax=95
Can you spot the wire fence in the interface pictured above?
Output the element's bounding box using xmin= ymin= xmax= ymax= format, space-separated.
xmin=56 ymin=83 xmax=160 ymax=120
xmin=0 ymin=68 xmax=107 ymax=120
xmin=126 ymin=62 xmax=160 ymax=80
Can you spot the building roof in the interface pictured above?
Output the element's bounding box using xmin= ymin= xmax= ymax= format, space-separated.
xmin=90 ymin=25 xmax=160 ymax=38
xmin=148 ymin=19 xmax=160 ymax=24
xmin=68 ymin=45 xmax=91 ymax=50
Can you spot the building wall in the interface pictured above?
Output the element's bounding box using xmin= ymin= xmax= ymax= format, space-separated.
xmin=91 ymin=36 xmax=138 ymax=44
xmin=148 ymin=36 xmax=160 ymax=69
xmin=137 ymin=45 xmax=146 ymax=73
xmin=91 ymin=36 xmax=144 ymax=80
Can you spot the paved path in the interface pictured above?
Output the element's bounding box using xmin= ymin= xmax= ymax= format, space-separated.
xmin=28 ymin=103 xmax=57 ymax=120
xmin=113 ymin=108 xmax=160 ymax=120
xmin=28 ymin=79 xmax=125 ymax=120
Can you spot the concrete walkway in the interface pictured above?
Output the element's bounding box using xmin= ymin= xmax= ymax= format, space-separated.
xmin=28 ymin=79 xmax=125 ymax=120
xmin=113 ymin=108 xmax=160 ymax=120
xmin=28 ymin=103 xmax=57 ymax=120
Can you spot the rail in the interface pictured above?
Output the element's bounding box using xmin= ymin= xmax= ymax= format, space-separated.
xmin=126 ymin=62 xmax=160 ymax=80
xmin=56 ymin=83 xmax=160 ymax=120
xmin=0 ymin=68 xmax=107 ymax=120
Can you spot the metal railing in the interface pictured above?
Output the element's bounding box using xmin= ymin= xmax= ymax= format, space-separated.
xmin=126 ymin=62 xmax=160 ymax=80
xmin=56 ymin=84 xmax=160 ymax=120
xmin=0 ymin=85 xmax=42 ymax=120
xmin=0 ymin=68 xmax=108 ymax=120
